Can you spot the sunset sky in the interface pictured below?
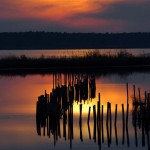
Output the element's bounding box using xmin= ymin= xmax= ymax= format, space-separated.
xmin=0 ymin=0 xmax=150 ymax=32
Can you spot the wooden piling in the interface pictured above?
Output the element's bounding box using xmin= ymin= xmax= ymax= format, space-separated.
xmin=106 ymin=102 xmax=109 ymax=126
xmin=138 ymin=88 xmax=141 ymax=102
xmin=122 ymin=104 xmax=125 ymax=145
xmin=134 ymin=118 xmax=138 ymax=147
xmin=126 ymin=83 xmax=129 ymax=104
xmin=93 ymin=105 xmax=96 ymax=142
xmin=87 ymin=107 xmax=91 ymax=124
xmin=109 ymin=103 xmax=112 ymax=144
xmin=88 ymin=121 xmax=91 ymax=140
xmin=133 ymin=85 xmax=136 ymax=102
xmin=53 ymin=73 xmax=54 ymax=89
xmin=114 ymin=105 xmax=118 ymax=146
xmin=114 ymin=104 xmax=117 ymax=126
xmin=63 ymin=110 xmax=67 ymax=140
xmin=126 ymin=124 xmax=130 ymax=147
xmin=142 ymin=109 xmax=145 ymax=147
xmin=145 ymin=91 xmax=147 ymax=106
xmin=106 ymin=102 xmax=111 ymax=147
xmin=68 ymin=106 xmax=70 ymax=140
xmin=97 ymin=93 xmax=101 ymax=126
xmin=98 ymin=93 xmax=100 ymax=102
xmin=97 ymin=93 xmax=101 ymax=148
xmin=126 ymin=104 xmax=129 ymax=127
xmin=43 ymin=124 xmax=45 ymax=136
xmin=48 ymin=115 xmax=51 ymax=138
xmin=101 ymin=105 xmax=104 ymax=143
xmin=70 ymin=105 xmax=73 ymax=148
xmin=71 ymin=105 xmax=74 ymax=140
xmin=79 ymin=104 xmax=83 ymax=142
xmin=79 ymin=104 xmax=82 ymax=125
xmin=147 ymin=93 xmax=150 ymax=108
xmin=97 ymin=101 xmax=100 ymax=126
xmin=138 ymin=88 xmax=141 ymax=112
xmin=47 ymin=116 xmax=49 ymax=136
xmin=146 ymin=131 xmax=150 ymax=150
xmin=114 ymin=124 xmax=118 ymax=146
xmin=125 ymin=103 xmax=130 ymax=147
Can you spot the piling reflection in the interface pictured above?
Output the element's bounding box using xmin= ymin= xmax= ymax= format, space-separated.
xmin=132 ymin=85 xmax=150 ymax=149
xmin=36 ymin=74 xmax=150 ymax=150
xmin=36 ymin=74 xmax=96 ymax=147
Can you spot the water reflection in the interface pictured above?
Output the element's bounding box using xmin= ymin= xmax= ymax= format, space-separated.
xmin=36 ymin=74 xmax=96 ymax=148
xmin=36 ymin=74 xmax=150 ymax=150
xmin=132 ymin=91 xmax=150 ymax=149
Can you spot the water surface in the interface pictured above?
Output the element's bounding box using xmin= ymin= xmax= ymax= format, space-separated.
xmin=0 ymin=72 xmax=150 ymax=150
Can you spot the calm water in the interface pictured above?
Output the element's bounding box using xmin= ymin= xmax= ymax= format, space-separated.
xmin=0 ymin=72 xmax=150 ymax=150
xmin=0 ymin=48 xmax=150 ymax=58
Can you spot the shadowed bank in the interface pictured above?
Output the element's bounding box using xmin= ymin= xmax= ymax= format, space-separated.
xmin=0 ymin=50 xmax=150 ymax=75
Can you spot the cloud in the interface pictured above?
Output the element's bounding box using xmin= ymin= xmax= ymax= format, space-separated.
xmin=0 ymin=18 xmax=116 ymax=33
xmin=70 ymin=1 xmax=150 ymax=21
xmin=96 ymin=1 xmax=150 ymax=31
xmin=96 ymin=2 xmax=150 ymax=22
xmin=0 ymin=0 xmax=150 ymax=32
xmin=33 ymin=4 xmax=55 ymax=12
xmin=0 ymin=18 xmax=77 ymax=32
xmin=67 ymin=1 xmax=150 ymax=32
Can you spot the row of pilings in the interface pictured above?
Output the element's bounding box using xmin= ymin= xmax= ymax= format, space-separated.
xmin=36 ymin=82 xmax=150 ymax=150
xmin=36 ymin=74 xmax=96 ymax=148
xmin=132 ymin=84 xmax=150 ymax=150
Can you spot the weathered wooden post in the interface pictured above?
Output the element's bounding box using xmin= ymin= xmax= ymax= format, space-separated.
xmin=133 ymin=85 xmax=136 ymax=103
xmin=106 ymin=102 xmax=111 ymax=147
xmin=126 ymin=104 xmax=129 ymax=127
xmin=109 ymin=102 xmax=112 ymax=144
xmin=122 ymin=104 xmax=125 ymax=145
xmin=87 ymin=107 xmax=91 ymax=124
xmin=114 ymin=104 xmax=117 ymax=126
xmin=145 ymin=91 xmax=147 ymax=106
xmin=102 ymin=105 xmax=104 ymax=143
xmin=126 ymin=83 xmax=129 ymax=104
xmin=79 ymin=104 xmax=83 ymax=142
xmin=114 ymin=104 xmax=118 ymax=146
xmin=88 ymin=120 xmax=91 ymax=140
xmin=97 ymin=93 xmax=100 ymax=126
xmin=93 ymin=105 xmax=96 ymax=142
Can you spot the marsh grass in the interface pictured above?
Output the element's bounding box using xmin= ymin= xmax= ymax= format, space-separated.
xmin=0 ymin=50 xmax=150 ymax=69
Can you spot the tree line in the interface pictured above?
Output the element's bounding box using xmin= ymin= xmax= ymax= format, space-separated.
xmin=0 ymin=32 xmax=150 ymax=49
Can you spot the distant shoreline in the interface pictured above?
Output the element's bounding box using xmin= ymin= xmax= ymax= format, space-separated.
xmin=0 ymin=32 xmax=150 ymax=49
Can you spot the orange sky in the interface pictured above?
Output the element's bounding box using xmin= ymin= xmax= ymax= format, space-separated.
xmin=0 ymin=0 xmax=150 ymax=32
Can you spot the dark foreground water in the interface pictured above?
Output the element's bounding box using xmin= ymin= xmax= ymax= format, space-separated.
xmin=0 ymin=72 xmax=150 ymax=150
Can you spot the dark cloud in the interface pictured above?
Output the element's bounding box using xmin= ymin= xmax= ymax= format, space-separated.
xmin=70 ymin=2 xmax=150 ymax=21
xmin=0 ymin=19 xmax=80 ymax=32
xmin=94 ymin=2 xmax=150 ymax=22
xmin=67 ymin=1 xmax=150 ymax=32
xmin=99 ymin=2 xmax=150 ymax=31
xmin=0 ymin=18 xmax=111 ymax=33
